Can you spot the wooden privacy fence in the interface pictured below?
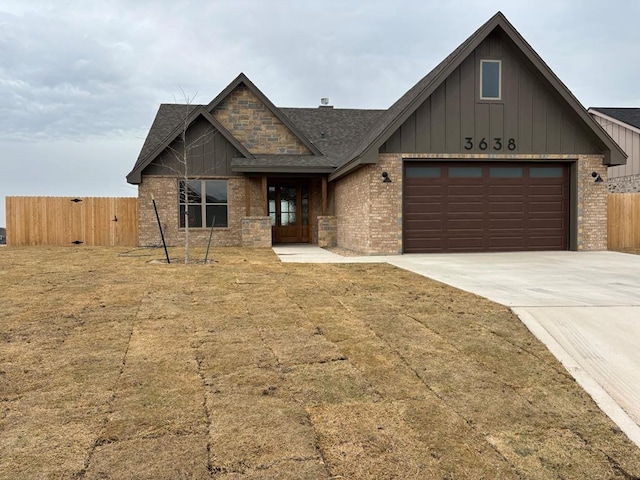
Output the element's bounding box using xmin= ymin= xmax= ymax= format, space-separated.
xmin=608 ymin=193 xmax=640 ymax=250
xmin=6 ymin=197 xmax=138 ymax=247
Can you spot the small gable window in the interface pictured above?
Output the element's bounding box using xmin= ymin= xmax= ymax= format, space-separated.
xmin=480 ymin=60 xmax=501 ymax=100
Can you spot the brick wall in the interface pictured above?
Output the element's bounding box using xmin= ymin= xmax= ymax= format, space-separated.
xmin=368 ymin=154 xmax=403 ymax=254
xmin=334 ymin=154 xmax=402 ymax=255
xmin=138 ymin=175 xmax=246 ymax=247
xmin=213 ymin=85 xmax=310 ymax=155
xmin=333 ymin=153 xmax=608 ymax=254
xmin=247 ymin=177 xmax=266 ymax=216
xmin=335 ymin=164 xmax=371 ymax=253
xmin=577 ymin=155 xmax=608 ymax=250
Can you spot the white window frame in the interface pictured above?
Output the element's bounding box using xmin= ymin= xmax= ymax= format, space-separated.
xmin=480 ymin=59 xmax=502 ymax=100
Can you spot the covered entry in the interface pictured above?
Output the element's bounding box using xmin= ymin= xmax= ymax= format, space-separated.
xmin=268 ymin=180 xmax=310 ymax=243
xmin=403 ymin=161 xmax=569 ymax=253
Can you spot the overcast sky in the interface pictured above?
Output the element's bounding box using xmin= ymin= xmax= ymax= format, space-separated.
xmin=1 ymin=0 xmax=638 ymax=227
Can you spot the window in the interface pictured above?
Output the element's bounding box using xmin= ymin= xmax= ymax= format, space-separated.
xmin=480 ymin=60 xmax=501 ymax=100
xmin=490 ymin=167 xmax=522 ymax=178
xmin=179 ymin=179 xmax=228 ymax=228
xmin=449 ymin=166 xmax=482 ymax=178
xmin=405 ymin=166 xmax=441 ymax=178
xmin=530 ymin=167 xmax=564 ymax=178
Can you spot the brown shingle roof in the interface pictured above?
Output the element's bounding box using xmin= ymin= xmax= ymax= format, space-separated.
xmin=128 ymin=12 xmax=626 ymax=184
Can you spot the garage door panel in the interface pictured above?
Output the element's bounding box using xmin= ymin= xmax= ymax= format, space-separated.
xmin=404 ymin=202 xmax=444 ymax=214
xmin=447 ymin=237 xmax=485 ymax=250
xmin=490 ymin=185 xmax=525 ymax=195
xmin=404 ymin=238 xmax=443 ymax=252
xmin=529 ymin=184 xmax=566 ymax=195
xmin=529 ymin=202 xmax=565 ymax=213
xmin=489 ymin=219 xmax=525 ymax=230
xmin=405 ymin=220 xmax=443 ymax=231
xmin=448 ymin=185 xmax=484 ymax=195
xmin=489 ymin=201 xmax=524 ymax=213
xmin=448 ymin=202 xmax=484 ymax=213
xmin=447 ymin=219 xmax=484 ymax=230
xmin=404 ymin=161 xmax=568 ymax=253
xmin=528 ymin=236 xmax=565 ymax=248
xmin=487 ymin=236 xmax=527 ymax=248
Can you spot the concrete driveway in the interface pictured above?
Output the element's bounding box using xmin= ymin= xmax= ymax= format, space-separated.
xmin=387 ymin=251 xmax=640 ymax=447
xmin=274 ymin=246 xmax=640 ymax=447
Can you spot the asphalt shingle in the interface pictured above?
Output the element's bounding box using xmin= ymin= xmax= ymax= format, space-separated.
xmin=591 ymin=108 xmax=640 ymax=130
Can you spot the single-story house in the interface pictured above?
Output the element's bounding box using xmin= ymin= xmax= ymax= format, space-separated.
xmin=127 ymin=11 xmax=625 ymax=254
xmin=588 ymin=108 xmax=640 ymax=193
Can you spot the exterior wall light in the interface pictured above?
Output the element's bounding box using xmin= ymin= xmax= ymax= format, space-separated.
xmin=591 ymin=171 xmax=604 ymax=183
xmin=382 ymin=172 xmax=392 ymax=183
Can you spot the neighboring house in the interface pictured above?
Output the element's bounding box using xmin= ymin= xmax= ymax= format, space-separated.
xmin=127 ymin=12 xmax=625 ymax=254
xmin=0 ymin=227 xmax=5 ymax=245
xmin=588 ymin=108 xmax=640 ymax=192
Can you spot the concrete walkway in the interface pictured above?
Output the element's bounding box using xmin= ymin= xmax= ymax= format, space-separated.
xmin=272 ymin=245 xmax=640 ymax=447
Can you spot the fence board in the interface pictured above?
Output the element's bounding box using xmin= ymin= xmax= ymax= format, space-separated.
xmin=6 ymin=197 xmax=138 ymax=247
xmin=608 ymin=193 xmax=640 ymax=250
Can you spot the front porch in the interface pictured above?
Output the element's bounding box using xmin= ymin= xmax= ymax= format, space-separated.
xmin=242 ymin=174 xmax=335 ymax=247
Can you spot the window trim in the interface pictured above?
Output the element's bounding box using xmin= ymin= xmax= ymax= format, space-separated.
xmin=178 ymin=178 xmax=229 ymax=229
xmin=480 ymin=59 xmax=502 ymax=101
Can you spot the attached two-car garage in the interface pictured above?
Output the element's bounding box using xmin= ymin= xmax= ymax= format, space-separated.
xmin=403 ymin=162 xmax=569 ymax=253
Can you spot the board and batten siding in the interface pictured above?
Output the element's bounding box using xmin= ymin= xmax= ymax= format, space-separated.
xmin=143 ymin=116 xmax=241 ymax=177
xmin=593 ymin=115 xmax=640 ymax=178
xmin=381 ymin=31 xmax=599 ymax=155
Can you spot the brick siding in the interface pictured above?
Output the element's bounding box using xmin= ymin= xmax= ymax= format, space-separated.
xmin=334 ymin=154 xmax=402 ymax=255
xmin=334 ymin=153 xmax=607 ymax=254
xmin=138 ymin=176 xmax=247 ymax=247
xmin=577 ymin=155 xmax=608 ymax=250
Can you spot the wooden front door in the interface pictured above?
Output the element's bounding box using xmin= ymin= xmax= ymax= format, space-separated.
xmin=269 ymin=182 xmax=310 ymax=243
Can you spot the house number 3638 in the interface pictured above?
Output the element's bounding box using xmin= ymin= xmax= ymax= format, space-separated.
xmin=464 ymin=137 xmax=516 ymax=151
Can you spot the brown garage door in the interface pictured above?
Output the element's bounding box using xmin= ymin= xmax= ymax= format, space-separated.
xmin=403 ymin=162 xmax=569 ymax=253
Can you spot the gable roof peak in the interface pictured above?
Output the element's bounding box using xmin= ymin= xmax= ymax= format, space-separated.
xmin=330 ymin=11 xmax=626 ymax=180
xmin=206 ymin=72 xmax=322 ymax=155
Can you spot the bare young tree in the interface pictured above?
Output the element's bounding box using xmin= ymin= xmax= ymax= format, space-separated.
xmin=157 ymin=88 xmax=219 ymax=264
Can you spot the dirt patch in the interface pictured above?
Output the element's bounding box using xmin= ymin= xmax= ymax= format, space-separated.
xmin=1 ymin=246 xmax=640 ymax=479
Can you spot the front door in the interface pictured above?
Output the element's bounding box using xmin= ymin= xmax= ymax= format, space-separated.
xmin=269 ymin=182 xmax=310 ymax=243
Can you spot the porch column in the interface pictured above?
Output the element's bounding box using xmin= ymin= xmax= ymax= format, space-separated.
xmin=245 ymin=177 xmax=251 ymax=216
xmin=322 ymin=176 xmax=327 ymax=216
xmin=262 ymin=176 xmax=268 ymax=215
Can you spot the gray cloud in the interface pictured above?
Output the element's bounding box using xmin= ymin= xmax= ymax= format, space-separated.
xmin=1 ymin=0 xmax=639 ymax=226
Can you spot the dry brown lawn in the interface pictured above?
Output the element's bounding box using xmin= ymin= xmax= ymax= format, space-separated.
xmin=1 ymin=246 xmax=640 ymax=479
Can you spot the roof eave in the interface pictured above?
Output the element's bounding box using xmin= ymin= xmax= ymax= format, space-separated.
xmin=231 ymin=165 xmax=335 ymax=174
xmin=589 ymin=109 xmax=640 ymax=136
xmin=501 ymin=26 xmax=627 ymax=166
xmin=126 ymin=106 xmax=255 ymax=184
xmin=329 ymin=150 xmax=378 ymax=182
xmin=336 ymin=11 xmax=626 ymax=177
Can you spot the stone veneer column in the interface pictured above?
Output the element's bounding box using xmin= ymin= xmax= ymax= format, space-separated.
xmin=317 ymin=216 xmax=337 ymax=248
xmin=241 ymin=217 xmax=272 ymax=248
